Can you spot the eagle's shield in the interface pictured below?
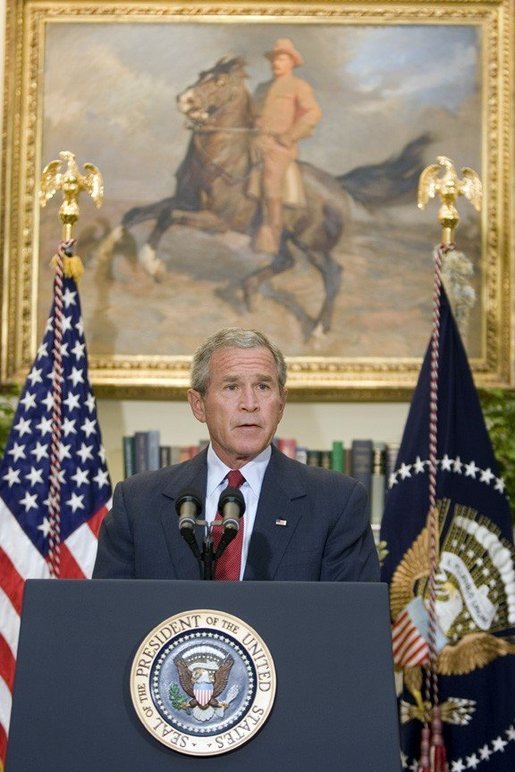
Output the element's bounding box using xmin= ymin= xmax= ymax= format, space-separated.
xmin=194 ymin=683 xmax=213 ymax=707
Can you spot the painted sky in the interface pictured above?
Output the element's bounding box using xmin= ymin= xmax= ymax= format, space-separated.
xmin=42 ymin=21 xmax=481 ymax=201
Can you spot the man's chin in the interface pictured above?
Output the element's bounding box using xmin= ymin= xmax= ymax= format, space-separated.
xmin=232 ymin=440 xmax=267 ymax=462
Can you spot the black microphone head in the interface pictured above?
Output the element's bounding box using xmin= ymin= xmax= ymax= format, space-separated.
xmin=175 ymin=490 xmax=202 ymax=518
xmin=217 ymin=486 xmax=246 ymax=517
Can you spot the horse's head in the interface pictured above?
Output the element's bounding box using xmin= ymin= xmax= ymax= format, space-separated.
xmin=177 ymin=55 xmax=248 ymax=127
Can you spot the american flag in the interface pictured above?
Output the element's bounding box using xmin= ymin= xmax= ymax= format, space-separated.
xmin=0 ymin=272 xmax=112 ymax=768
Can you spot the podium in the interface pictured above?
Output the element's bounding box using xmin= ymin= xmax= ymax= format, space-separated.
xmin=7 ymin=580 xmax=400 ymax=771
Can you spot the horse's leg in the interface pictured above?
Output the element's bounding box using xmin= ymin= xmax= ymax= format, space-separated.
xmin=138 ymin=208 xmax=174 ymax=280
xmin=140 ymin=207 xmax=229 ymax=281
xmin=241 ymin=238 xmax=295 ymax=312
xmin=303 ymin=249 xmax=342 ymax=335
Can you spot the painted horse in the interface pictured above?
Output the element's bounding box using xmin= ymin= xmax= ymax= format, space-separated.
xmin=101 ymin=56 xmax=432 ymax=338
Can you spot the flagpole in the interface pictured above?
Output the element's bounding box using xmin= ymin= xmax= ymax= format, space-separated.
xmin=39 ymin=152 xmax=104 ymax=576
xmin=417 ymin=157 xmax=482 ymax=772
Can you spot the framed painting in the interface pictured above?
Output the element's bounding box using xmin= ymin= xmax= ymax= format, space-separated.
xmin=1 ymin=0 xmax=513 ymax=399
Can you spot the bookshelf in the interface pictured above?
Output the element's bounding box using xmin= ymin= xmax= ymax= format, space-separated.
xmin=97 ymin=398 xmax=410 ymax=488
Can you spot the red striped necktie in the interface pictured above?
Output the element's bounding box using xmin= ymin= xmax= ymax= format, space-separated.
xmin=214 ymin=469 xmax=245 ymax=580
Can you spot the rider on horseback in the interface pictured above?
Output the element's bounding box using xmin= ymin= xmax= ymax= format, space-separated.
xmin=248 ymin=39 xmax=322 ymax=254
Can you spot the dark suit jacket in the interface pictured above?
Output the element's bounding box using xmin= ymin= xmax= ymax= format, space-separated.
xmin=93 ymin=446 xmax=380 ymax=582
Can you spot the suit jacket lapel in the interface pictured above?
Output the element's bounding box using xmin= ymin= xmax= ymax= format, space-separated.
xmin=244 ymin=449 xmax=306 ymax=580
xmin=160 ymin=449 xmax=208 ymax=578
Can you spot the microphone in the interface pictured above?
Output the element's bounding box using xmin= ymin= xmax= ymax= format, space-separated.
xmin=214 ymin=486 xmax=246 ymax=560
xmin=175 ymin=490 xmax=202 ymax=557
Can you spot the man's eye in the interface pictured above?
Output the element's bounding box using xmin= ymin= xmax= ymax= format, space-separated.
xmin=257 ymin=383 xmax=270 ymax=390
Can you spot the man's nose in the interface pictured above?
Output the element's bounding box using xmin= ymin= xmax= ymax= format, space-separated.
xmin=240 ymin=385 xmax=259 ymax=410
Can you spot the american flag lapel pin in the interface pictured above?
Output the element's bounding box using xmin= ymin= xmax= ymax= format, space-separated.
xmin=275 ymin=518 xmax=287 ymax=527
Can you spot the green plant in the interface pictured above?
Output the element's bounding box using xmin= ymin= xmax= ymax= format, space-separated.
xmin=479 ymin=387 xmax=515 ymax=521
xmin=0 ymin=386 xmax=19 ymax=459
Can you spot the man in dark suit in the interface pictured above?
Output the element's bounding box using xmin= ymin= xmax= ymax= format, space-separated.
xmin=93 ymin=328 xmax=379 ymax=581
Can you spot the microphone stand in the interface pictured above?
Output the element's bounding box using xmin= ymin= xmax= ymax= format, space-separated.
xmin=181 ymin=518 xmax=224 ymax=580
xmin=197 ymin=518 xmax=238 ymax=580
xmin=177 ymin=488 xmax=244 ymax=580
xmin=200 ymin=525 xmax=216 ymax=581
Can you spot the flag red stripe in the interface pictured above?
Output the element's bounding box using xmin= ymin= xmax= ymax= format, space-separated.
xmin=0 ymin=636 xmax=16 ymax=692
xmin=393 ymin=623 xmax=418 ymax=650
xmin=394 ymin=636 xmax=428 ymax=666
xmin=392 ymin=620 xmax=418 ymax=652
xmin=0 ymin=549 xmax=24 ymax=616
xmin=391 ymin=611 xmax=410 ymax=638
xmin=0 ymin=720 xmax=7 ymax=770
xmin=393 ymin=629 xmax=421 ymax=658
xmin=87 ymin=503 xmax=109 ymax=538
xmin=395 ymin=638 xmax=429 ymax=667
xmin=58 ymin=543 xmax=87 ymax=579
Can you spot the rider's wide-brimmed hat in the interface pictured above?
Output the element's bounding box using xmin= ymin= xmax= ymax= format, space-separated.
xmin=265 ymin=38 xmax=304 ymax=67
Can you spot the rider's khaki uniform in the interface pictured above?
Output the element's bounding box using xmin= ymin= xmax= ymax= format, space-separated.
xmin=249 ymin=73 xmax=322 ymax=254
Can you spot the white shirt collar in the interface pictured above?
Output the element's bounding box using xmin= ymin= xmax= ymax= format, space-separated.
xmin=206 ymin=444 xmax=271 ymax=496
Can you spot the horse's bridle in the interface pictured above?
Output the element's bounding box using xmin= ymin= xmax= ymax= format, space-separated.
xmin=181 ymin=75 xmax=258 ymax=183
xmin=182 ymin=74 xmax=246 ymax=132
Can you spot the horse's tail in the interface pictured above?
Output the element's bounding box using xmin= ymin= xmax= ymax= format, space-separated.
xmin=337 ymin=132 xmax=434 ymax=210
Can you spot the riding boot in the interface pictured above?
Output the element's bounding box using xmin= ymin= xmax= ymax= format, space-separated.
xmin=252 ymin=197 xmax=283 ymax=254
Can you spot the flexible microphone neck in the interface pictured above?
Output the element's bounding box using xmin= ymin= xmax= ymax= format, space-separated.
xmin=214 ymin=486 xmax=245 ymax=560
xmin=175 ymin=490 xmax=202 ymax=558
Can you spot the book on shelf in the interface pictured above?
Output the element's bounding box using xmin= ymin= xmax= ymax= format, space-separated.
xmin=331 ymin=440 xmax=345 ymax=472
xmin=122 ymin=435 xmax=135 ymax=478
xmin=158 ymin=444 xmax=200 ymax=467
xmin=159 ymin=445 xmax=172 ymax=468
xmin=179 ymin=445 xmax=200 ymax=462
xmin=351 ymin=439 xmax=373 ymax=519
xmin=306 ymin=449 xmax=322 ymax=467
xmin=277 ymin=437 xmax=297 ymax=459
xmin=295 ymin=446 xmax=308 ymax=464
xmin=134 ymin=431 xmax=150 ymax=474
xmin=370 ymin=441 xmax=386 ymax=526
xmin=320 ymin=450 xmax=332 ymax=470
xmin=384 ymin=441 xmax=401 ymax=492
xmin=147 ymin=429 xmax=160 ymax=471
xmin=122 ymin=430 xmax=162 ymax=476
xmin=277 ymin=437 xmax=353 ymax=474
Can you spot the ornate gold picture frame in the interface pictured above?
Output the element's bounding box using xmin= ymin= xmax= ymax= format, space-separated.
xmin=1 ymin=0 xmax=513 ymax=399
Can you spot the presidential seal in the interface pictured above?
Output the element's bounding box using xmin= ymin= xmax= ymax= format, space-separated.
xmin=130 ymin=609 xmax=276 ymax=756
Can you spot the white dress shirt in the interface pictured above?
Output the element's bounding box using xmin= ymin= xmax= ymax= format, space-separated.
xmin=205 ymin=444 xmax=271 ymax=580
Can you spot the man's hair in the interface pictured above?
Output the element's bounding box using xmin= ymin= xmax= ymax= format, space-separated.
xmin=190 ymin=327 xmax=287 ymax=395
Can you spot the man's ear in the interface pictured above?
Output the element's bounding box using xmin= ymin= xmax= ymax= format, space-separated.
xmin=279 ymin=387 xmax=288 ymax=419
xmin=187 ymin=388 xmax=207 ymax=423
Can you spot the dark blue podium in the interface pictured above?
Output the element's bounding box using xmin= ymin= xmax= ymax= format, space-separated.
xmin=6 ymin=580 xmax=400 ymax=771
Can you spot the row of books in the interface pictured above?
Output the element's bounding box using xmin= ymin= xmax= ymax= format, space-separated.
xmin=122 ymin=432 xmax=400 ymax=525
xmin=276 ymin=437 xmax=400 ymax=526
xmin=122 ymin=432 xmax=208 ymax=478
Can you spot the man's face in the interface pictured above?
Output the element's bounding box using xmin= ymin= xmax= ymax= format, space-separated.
xmin=271 ymin=53 xmax=294 ymax=78
xmin=188 ymin=346 xmax=287 ymax=469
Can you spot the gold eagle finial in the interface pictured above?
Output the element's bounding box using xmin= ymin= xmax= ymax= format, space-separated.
xmin=40 ymin=150 xmax=103 ymax=240
xmin=418 ymin=155 xmax=482 ymax=244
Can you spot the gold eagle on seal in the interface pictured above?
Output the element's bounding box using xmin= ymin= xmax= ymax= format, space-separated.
xmin=390 ymin=499 xmax=515 ymax=726
xmin=174 ymin=653 xmax=235 ymax=715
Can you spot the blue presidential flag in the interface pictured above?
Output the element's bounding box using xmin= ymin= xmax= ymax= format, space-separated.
xmin=380 ymin=286 xmax=515 ymax=771
xmin=0 ymin=271 xmax=112 ymax=767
